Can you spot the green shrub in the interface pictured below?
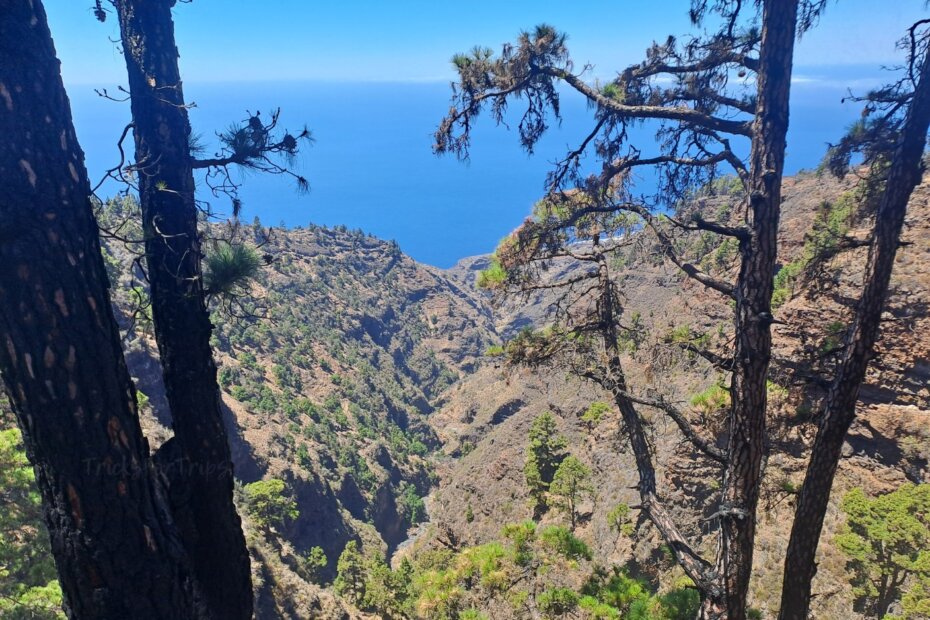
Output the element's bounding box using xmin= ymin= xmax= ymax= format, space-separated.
xmin=484 ymin=344 xmax=506 ymax=357
xmin=689 ymin=381 xmax=731 ymax=415
xmin=835 ymin=484 xmax=930 ymax=618
xmin=539 ymin=525 xmax=592 ymax=561
xmin=242 ymin=478 xmax=298 ymax=530
xmin=772 ymin=194 xmax=856 ymax=309
xmin=398 ymin=484 xmax=428 ymax=525
xmin=304 ymin=546 xmax=328 ymax=584
xmin=538 ymin=587 xmax=579 ymax=617
xmin=607 ymin=503 xmax=635 ymax=537
xmin=581 ymin=401 xmax=612 ymax=427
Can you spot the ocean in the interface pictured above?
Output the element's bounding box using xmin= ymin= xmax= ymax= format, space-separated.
xmin=67 ymin=79 xmax=865 ymax=268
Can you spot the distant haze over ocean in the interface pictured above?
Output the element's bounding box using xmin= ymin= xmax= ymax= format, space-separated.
xmin=69 ymin=75 xmax=869 ymax=268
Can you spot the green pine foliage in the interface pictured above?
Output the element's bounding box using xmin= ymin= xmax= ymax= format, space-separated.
xmin=397 ymin=483 xmax=428 ymax=525
xmin=0 ymin=427 xmax=64 ymax=619
xmin=203 ymin=241 xmax=263 ymax=300
xmin=617 ymin=311 xmax=648 ymax=354
xmin=835 ymin=484 xmax=930 ymax=619
xmin=689 ymin=381 xmax=731 ymax=415
xmin=303 ymin=546 xmax=328 ymax=584
xmin=242 ymin=478 xmax=299 ymax=531
xmin=524 ymin=413 xmax=568 ymax=512
xmin=549 ymin=456 xmax=594 ymax=529
xmin=476 ymin=257 xmax=507 ymax=290
xmin=772 ymin=192 xmax=857 ymax=309
xmin=334 ymin=540 xmax=368 ymax=604
xmin=607 ymin=503 xmax=635 ymax=538
xmin=581 ymin=401 xmax=612 ymax=428
xmin=579 ymin=567 xmax=700 ymax=620
xmin=323 ymin=519 xmax=702 ymax=619
xmin=538 ymin=587 xmax=579 ymax=618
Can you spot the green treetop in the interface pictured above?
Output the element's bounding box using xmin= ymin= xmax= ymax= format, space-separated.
xmin=549 ymin=456 xmax=594 ymax=530
xmin=835 ymin=484 xmax=930 ymax=619
xmin=524 ymin=413 xmax=568 ymax=515
xmin=242 ymin=478 xmax=299 ymax=531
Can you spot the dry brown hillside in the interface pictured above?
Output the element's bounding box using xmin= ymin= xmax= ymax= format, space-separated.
xmin=51 ymin=171 xmax=925 ymax=619
xmin=424 ymin=171 xmax=929 ymax=619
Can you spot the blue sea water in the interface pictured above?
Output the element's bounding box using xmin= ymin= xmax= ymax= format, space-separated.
xmin=68 ymin=79 xmax=865 ymax=268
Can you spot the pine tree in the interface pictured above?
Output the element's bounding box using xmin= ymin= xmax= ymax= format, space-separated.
xmin=435 ymin=2 xmax=826 ymax=615
xmin=834 ymin=485 xmax=930 ymax=618
xmin=0 ymin=425 xmax=62 ymax=618
xmin=524 ymin=413 xmax=568 ymax=514
xmin=779 ymin=24 xmax=930 ymax=618
xmin=0 ymin=2 xmax=197 ymax=615
xmin=96 ymin=2 xmax=309 ymax=616
xmin=242 ymin=478 xmax=299 ymax=531
xmin=549 ymin=456 xmax=594 ymax=530
xmin=334 ymin=541 xmax=367 ymax=605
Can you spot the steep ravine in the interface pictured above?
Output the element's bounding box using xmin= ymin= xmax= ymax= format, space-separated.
xmin=91 ymin=171 xmax=929 ymax=618
xmin=425 ymin=171 xmax=930 ymax=619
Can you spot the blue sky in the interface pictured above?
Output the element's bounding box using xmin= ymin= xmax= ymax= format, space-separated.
xmin=46 ymin=1 xmax=928 ymax=86
xmin=41 ymin=1 xmax=930 ymax=267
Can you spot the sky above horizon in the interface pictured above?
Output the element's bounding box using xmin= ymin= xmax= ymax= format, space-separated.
xmin=46 ymin=1 xmax=927 ymax=86
xmin=40 ymin=1 xmax=930 ymax=267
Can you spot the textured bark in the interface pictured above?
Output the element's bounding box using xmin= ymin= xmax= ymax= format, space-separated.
xmin=587 ymin=247 xmax=719 ymax=598
xmin=111 ymin=1 xmax=253 ymax=618
xmin=777 ymin=43 xmax=930 ymax=620
xmin=0 ymin=1 xmax=196 ymax=617
xmin=703 ymin=2 xmax=798 ymax=617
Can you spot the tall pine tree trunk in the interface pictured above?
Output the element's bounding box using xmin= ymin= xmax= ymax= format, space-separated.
xmin=777 ymin=42 xmax=930 ymax=620
xmin=0 ymin=1 xmax=196 ymax=617
xmin=703 ymin=2 xmax=798 ymax=617
xmin=591 ymin=247 xmax=718 ymax=593
xmin=111 ymin=2 xmax=253 ymax=618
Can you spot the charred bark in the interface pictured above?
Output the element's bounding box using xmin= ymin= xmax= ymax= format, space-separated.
xmin=704 ymin=2 xmax=798 ymax=617
xmin=0 ymin=1 xmax=197 ymax=617
xmin=111 ymin=1 xmax=253 ymax=618
xmin=777 ymin=40 xmax=930 ymax=620
xmin=589 ymin=247 xmax=719 ymax=596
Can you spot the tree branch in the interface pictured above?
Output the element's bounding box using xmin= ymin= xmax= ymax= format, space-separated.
xmin=545 ymin=68 xmax=754 ymax=137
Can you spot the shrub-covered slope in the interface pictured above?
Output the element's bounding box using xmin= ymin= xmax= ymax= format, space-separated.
xmin=2 ymin=171 xmax=927 ymax=619
xmin=427 ymin=171 xmax=930 ymax=619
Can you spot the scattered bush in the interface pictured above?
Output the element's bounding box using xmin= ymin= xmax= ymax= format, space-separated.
xmin=607 ymin=503 xmax=635 ymax=538
xmin=835 ymin=484 xmax=930 ymax=618
xmin=581 ymin=401 xmax=612 ymax=428
xmin=242 ymin=478 xmax=299 ymax=531
xmin=689 ymin=381 xmax=731 ymax=415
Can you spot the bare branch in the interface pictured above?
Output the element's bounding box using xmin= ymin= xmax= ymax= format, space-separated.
xmin=546 ymin=68 xmax=754 ymax=137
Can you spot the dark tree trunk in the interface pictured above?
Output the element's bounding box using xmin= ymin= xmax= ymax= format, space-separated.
xmin=0 ymin=1 xmax=197 ymax=617
xmin=777 ymin=43 xmax=930 ymax=620
xmin=590 ymin=248 xmax=718 ymax=597
xmin=111 ymin=2 xmax=253 ymax=618
xmin=704 ymin=2 xmax=798 ymax=617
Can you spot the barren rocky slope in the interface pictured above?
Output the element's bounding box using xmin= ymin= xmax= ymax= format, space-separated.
xmin=423 ymin=171 xmax=929 ymax=618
